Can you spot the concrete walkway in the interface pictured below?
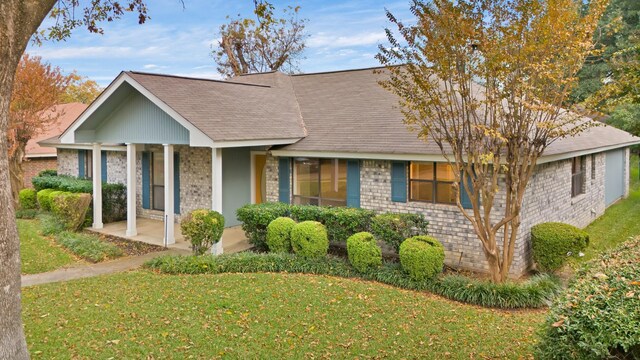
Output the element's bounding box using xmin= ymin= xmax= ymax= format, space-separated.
xmin=21 ymin=249 xmax=188 ymax=288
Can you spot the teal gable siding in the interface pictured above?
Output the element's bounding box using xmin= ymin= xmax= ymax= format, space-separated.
xmin=221 ymin=147 xmax=251 ymax=227
xmin=77 ymin=92 xmax=189 ymax=144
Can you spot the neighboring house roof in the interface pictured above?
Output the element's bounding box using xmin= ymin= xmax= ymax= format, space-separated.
xmin=46 ymin=66 xmax=640 ymax=161
xmin=26 ymin=102 xmax=88 ymax=158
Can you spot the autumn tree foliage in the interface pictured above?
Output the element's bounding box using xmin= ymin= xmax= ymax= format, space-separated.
xmin=377 ymin=0 xmax=608 ymax=282
xmin=60 ymin=72 xmax=102 ymax=104
xmin=9 ymin=54 xmax=70 ymax=202
xmin=213 ymin=1 xmax=307 ymax=77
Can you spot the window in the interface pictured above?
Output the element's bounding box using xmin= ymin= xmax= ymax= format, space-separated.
xmin=152 ymin=151 xmax=165 ymax=211
xmin=591 ymin=154 xmax=596 ymax=180
xmin=409 ymin=162 xmax=456 ymax=204
xmin=293 ymin=158 xmax=347 ymax=206
xmin=82 ymin=150 xmax=93 ymax=179
xmin=571 ymin=156 xmax=585 ymax=197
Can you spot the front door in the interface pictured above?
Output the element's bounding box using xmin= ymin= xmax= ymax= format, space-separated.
xmin=254 ymin=154 xmax=267 ymax=204
xmin=152 ymin=151 xmax=165 ymax=211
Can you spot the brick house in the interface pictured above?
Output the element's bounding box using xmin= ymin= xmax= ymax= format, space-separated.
xmin=24 ymin=102 xmax=87 ymax=187
xmin=41 ymin=67 xmax=640 ymax=275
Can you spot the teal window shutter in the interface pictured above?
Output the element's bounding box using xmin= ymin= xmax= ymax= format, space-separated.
xmin=142 ymin=152 xmax=150 ymax=209
xmin=391 ymin=161 xmax=407 ymax=202
xmin=174 ymin=152 xmax=180 ymax=214
xmin=460 ymin=170 xmax=474 ymax=209
xmin=78 ymin=150 xmax=85 ymax=178
xmin=346 ymin=160 xmax=360 ymax=208
xmin=278 ymin=157 xmax=291 ymax=204
xmin=101 ymin=151 xmax=108 ymax=182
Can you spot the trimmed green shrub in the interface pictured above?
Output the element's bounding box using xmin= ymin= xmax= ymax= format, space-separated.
xmin=266 ymin=217 xmax=296 ymax=253
xmin=399 ymin=236 xmax=445 ymax=281
xmin=19 ymin=188 xmax=38 ymax=210
xmin=37 ymin=169 xmax=57 ymax=177
xmin=371 ymin=213 xmax=429 ymax=251
xmin=47 ymin=191 xmax=65 ymax=213
xmin=56 ymin=231 xmax=123 ymax=262
xmin=531 ymin=222 xmax=589 ymax=272
xmin=37 ymin=189 xmax=56 ymax=211
xmin=51 ymin=192 xmax=92 ymax=231
xmin=145 ymin=252 xmax=561 ymax=309
xmin=289 ymin=205 xmax=326 ymax=222
xmin=37 ymin=213 xmax=66 ymax=236
xmin=536 ymin=238 xmax=640 ymax=359
xmin=16 ymin=209 xmax=39 ymax=219
xmin=180 ymin=209 xmax=225 ymax=255
xmin=346 ymin=232 xmax=382 ymax=273
xmin=320 ymin=207 xmax=375 ymax=242
xmin=236 ymin=202 xmax=291 ymax=251
xmin=290 ymin=221 xmax=329 ymax=259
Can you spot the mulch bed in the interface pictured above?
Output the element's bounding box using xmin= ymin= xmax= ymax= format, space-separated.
xmin=83 ymin=230 xmax=166 ymax=257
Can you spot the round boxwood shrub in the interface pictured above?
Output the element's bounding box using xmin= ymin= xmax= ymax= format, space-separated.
xmin=36 ymin=189 xmax=56 ymax=211
xmin=266 ymin=217 xmax=297 ymax=253
xmin=399 ymin=235 xmax=445 ymax=281
xmin=181 ymin=209 xmax=225 ymax=255
xmin=346 ymin=232 xmax=382 ymax=273
xmin=19 ymin=188 xmax=38 ymax=210
xmin=290 ymin=221 xmax=329 ymax=259
xmin=531 ymin=222 xmax=589 ymax=273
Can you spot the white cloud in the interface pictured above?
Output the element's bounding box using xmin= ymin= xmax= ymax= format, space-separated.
xmin=142 ymin=64 xmax=168 ymax=70
xmin=307 ymin=31 xmax=387 ymax=48
xmin=30 ymin=46 xmax=165 ymax=60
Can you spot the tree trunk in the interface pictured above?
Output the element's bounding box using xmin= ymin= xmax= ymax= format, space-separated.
xmin=0 ymin=1 xmax=58 ymax=358
xmin=9 ymin=145 xmax=25 ymax=206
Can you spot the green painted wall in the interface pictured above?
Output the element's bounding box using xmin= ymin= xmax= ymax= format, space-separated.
xmin=222 ymin=147 xmax=251 ymax=227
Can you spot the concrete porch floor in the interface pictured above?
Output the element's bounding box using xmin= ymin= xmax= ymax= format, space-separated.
xmin=90 ymin=218 xmax=253 ymax=254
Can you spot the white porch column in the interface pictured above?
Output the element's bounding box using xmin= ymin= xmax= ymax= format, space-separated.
xmin=126 ymin=143 xmax=137 ymax=237
xmin=163 ymin=144 xmax=175 ymax=246
xmin=211 ymin=147 xmax=223 ymax=255
xmin=92 ymin=143 xmax=103 ymax=229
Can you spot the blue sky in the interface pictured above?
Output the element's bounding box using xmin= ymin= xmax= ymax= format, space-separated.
xmin=27 ymin=0 xmax=413 ymax=86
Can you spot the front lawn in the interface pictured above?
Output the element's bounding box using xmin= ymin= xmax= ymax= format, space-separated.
xmin=23 ymin=271 xmax=545 ymax=359
xmin=18 ymin=219 xmax=78 ymax=275
xmin=582 ymin=154 xmax=640 ymax=261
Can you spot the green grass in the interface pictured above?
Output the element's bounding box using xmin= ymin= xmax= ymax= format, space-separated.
xmin=18 ymin=219 xmax=77 ymax=275
xmin=22 ymin=271 xmax=545 ymax=359
xmin=582 ymin=154 xmax=640 ymax=261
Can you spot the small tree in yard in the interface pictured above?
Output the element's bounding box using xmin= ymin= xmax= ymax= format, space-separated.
xmin=377 ymin=0 xmax=608 ymax=282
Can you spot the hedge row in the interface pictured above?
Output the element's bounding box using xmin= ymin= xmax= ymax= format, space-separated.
xmin=145 ymin=252 xmax=561 ymax=309
xmin=236 ymin=203 xmax=428 ymax=251
xmin=36 ymin=190 xmax=92 ymax=231
xmin=32 ymin=174 xmax=126 ymax=223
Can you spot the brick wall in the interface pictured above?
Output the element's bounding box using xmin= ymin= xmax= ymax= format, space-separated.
xmin=23 ymin=157 xmax=57 ymax=188
xmin=57 ymin=149 xmax=78 ymax=177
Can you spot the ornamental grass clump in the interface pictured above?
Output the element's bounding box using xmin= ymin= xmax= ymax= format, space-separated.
xmin=290 ymin=221 xmax=329 ymax=259
xmin=266 ymin=217 xmax=296 ymax=253
xmin=346 ymin=232 xmax=382 ymax=273
xmin=399 ymin=235 xmax=445 ymax=281
xmin=181 ymin=209 xmax=225 ymax=255
xmin=531 ymin=222 xmax=589 ymax=272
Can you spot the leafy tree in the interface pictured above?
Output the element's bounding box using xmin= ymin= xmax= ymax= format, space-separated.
xmin=569 ymin=0 xmax=640 ymax=104
xmin=377 ymin=0 xmax=608 ymax=282
xmin=9 ymin=54 xmax=70 ymax=204
xmin=213 ymin=1 xmax=307 ymax=77
xmin=59 ymin=72 xmax=102 ymax=104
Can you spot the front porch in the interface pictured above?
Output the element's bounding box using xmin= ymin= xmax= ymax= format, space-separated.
xmin=90 ymin=218 xmax=253 ymax=254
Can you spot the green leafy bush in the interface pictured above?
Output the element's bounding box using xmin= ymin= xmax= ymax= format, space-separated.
xmin=19 ymin=188 xmax=38 ymax=210
xmin=289 ymin=205 xmax=326 ymax=222
xmin=370 ymin=213 xmax=429 ymax=251
xmin=37 ymin=169 xmax=57 ymax=177
xmin=47 ymin=191 xmax=65 ymax=213
xmin=180 ymin=209 xmax=225 ymax=255
xmin=536 ymin=238 xmax=640 ymax=359
xmin=290 ymin=221 xmax=329 ymax=259
xmin=531 ymin=222 xmax=589 ymax=272
xmin=399 ymin=235 xmax=445 ymax=281
xmin=56 ymin=231 xmax=123 ymax=262
xmin=319 ymin=207 xmax=375 ymax=242
xmin=146 ymin=252 xmax=561 ymax=309
xmin=51 ymin=192 xmax=92 ymax=231
xmin=236 ymin=202 xmax=291 ymax=251
xmin=346 ymin=232 xmax=382 ymax=273
xmin=37 ymin=213 xmax=66 ymax=236
xmin=266 ymin=217 xmax=297 ymax=253
xmin=37 ymin=189 xmax=56 ymax=211
xmin=16 ymin=209 xmax=39 ymax=219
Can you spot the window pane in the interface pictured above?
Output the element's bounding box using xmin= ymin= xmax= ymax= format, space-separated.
xmin=410 ymin=181 xmax=433 ymax=202
xmin=436 ymin=182 xmax=456 ymax=204
xmin=320 ymin=159 xmax=347 ymax=201
xmin=153 ymin=185 xmax=165 ymax=210
xmin=410 ymin=162 xmax=434 ymax=180
xmin=294 ymin=158 xmax=319 ymax=197
xmin=436 ymin=163 xmax=456 ymax=181
xmin=86 ymin=151 xmax=93 ymax=179
xmin=153 ymin=152 xmax=164 ymax=186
